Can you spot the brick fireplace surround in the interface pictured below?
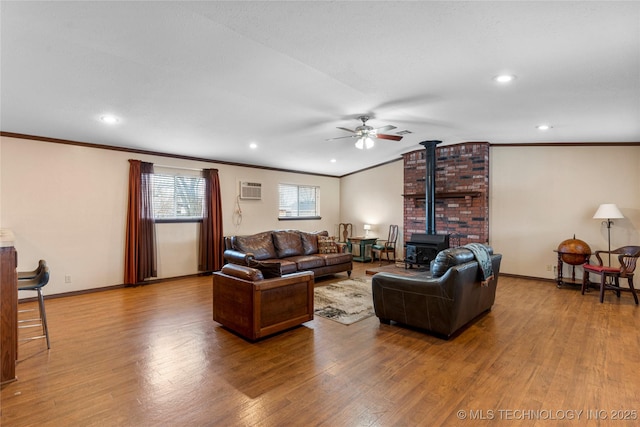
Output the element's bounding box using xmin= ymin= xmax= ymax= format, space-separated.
xmin=403 ymin=142 xmax=489 ymax=247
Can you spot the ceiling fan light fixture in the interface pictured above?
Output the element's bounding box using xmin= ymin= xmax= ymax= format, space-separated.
xmin=494 ymin=74 xmax=516 ymax=83
xmin=99 ymin=114 xmax=119 ymax=124
xmin=333 ymin=115 xmax=402 ymax=148
xmin=355 ymin=136 xmax=375 ymax=150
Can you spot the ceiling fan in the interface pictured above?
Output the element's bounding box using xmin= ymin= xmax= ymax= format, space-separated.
xmin=326 ymin=115 xmax=403 ymax=149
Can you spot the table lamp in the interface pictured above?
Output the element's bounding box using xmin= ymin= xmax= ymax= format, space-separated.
xmin=363 ymin=224 xmax=371 ymax=237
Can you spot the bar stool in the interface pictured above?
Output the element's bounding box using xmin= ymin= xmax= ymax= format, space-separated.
xmin=18 ymin=259 xmax=46 ymax=280
xmin=17 ymin=263 xmax=51 ymax=349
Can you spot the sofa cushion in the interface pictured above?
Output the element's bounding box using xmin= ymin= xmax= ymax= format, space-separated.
xmin=318 ymin=236 xmax=338 ymax=254
xmin=248 ymin=259 xmax=282 ymax=278
xmin=299 ymin=230 xmax=328 ymax=255
xmin=273 ymin=230 xmax=304 ymax=258
xmin=287 ymin=255 xmax=326 ymax=270
xmin=431 ymin=245 xmax=494 ymax=277
xmin=278 ymin=259 xmax=298 ymax=275
xmin=319 ymin=252 xmax=352 ymax=266
xmin=233 ymin=231 xmax=277 ymax=260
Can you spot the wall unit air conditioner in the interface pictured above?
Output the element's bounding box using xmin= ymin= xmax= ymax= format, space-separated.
xmin=239 ymin=181 xmax=262 ymax=200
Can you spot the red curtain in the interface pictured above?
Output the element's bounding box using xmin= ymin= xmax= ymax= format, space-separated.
xmin=124 ymin=160 xmax=157 ymax=285
xmin=199 ymin=168 xmax=224 ymax=272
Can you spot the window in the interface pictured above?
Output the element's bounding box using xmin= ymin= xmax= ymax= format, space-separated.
xmin=151 ymin=170 xmax=205 ymax=222
xmin=278 ymin=184 xmax=321 ymax=219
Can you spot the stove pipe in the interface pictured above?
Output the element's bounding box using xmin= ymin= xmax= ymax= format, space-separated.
xmin=419 ymin=140 xmax=442 ymax=235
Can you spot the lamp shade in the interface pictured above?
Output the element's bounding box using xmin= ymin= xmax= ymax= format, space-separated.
xmin=363 ymin=224 xmax=371 ymax=231
xmin=593 ymin=204 xmax=624 ymax=219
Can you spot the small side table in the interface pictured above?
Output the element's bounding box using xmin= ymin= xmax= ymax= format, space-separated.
xmin=348 ymin=237 xmax=377 ymax=262
xmin=554 ymin=250 xmax=591 ymax=288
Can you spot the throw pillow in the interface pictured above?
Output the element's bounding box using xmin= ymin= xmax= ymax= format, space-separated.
xmin=317 ymin=236 xmax=338 ymax=254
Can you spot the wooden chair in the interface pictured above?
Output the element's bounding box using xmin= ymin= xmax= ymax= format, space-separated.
xmin=371 ymin=225 xmax=399 ymax=265
xmin=337 ymin=223 xmax=353 ymax=253
xmin=582 ymin=246 xmax=640 ymax=305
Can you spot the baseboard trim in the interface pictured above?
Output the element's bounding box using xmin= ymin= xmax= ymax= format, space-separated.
xmin=499 ymin=272 xmax=555 ymax=283
xmin=18 ymin=272 xmax=211 ymax=302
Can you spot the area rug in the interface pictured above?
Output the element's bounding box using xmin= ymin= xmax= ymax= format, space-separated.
xmin=314 ymin=278 xmax=375 ymax=325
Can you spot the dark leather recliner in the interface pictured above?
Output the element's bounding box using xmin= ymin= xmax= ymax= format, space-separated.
xmin=372 ymin=245 xmax=502 ymax=338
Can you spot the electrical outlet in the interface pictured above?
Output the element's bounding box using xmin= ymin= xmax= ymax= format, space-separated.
xmin=546 ymin=265 xmax=552 ymax=272
xmin=65 ymin=275 xmax=72 ymax=283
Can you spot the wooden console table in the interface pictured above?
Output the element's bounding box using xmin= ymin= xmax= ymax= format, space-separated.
xmin=348 ymin=237 xmax=377 ymax=262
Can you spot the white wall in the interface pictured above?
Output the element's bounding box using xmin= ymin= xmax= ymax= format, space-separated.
xmin=340 ymin=144 xmax=640 ymax=280
xmin=490 ymin=145 xmax=640 ymax=279
xmin=3 ymin=135 xmax=639 ymax=296
xmin=1 ymin=136 xmax=340 ymax=296
xmin=339 ymin=160 xmax=405 ymax=252
xmin=0 ymin=137 xmax=3 ymax=228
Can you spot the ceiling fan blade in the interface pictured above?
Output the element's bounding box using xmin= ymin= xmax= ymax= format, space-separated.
xmin=374 ymin=125 xmax=396 ymax=133
xmin=336 ymin=127 xmax=356 ymax=133
xmin=375 ymin=134 xmax=403 ymax=141
xmin=325 ymin=135 xmax=357 ymax=141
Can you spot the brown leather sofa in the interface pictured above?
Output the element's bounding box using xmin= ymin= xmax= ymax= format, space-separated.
xmin=371 ymin=245 xmax=502 ymax=338
xmin=223 ymin=230 xmax=352 ymax=278
xmin=213 ymin=264 xmax=314 ymax=340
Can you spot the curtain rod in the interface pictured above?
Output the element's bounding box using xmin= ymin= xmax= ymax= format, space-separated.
xmin=154 ymin=164 xmax=203 ymax=172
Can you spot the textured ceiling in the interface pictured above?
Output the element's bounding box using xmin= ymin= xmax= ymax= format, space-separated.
xmin=1 ymin=1 xmax=639 ymax=176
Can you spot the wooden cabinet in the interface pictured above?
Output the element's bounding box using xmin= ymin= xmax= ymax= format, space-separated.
xmin=1 ymin=233 xmax=18 ymax=384
xmin=212 ymin=270 xmax=315 ymax=341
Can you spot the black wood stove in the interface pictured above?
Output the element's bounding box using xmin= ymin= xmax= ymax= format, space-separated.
xmin=404 ymin=140 xmax=450 ymax=268
xmin=405 ymin=233 xmax=450 ymax=268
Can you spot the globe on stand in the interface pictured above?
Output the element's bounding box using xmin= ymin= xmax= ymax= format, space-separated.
xmin=557 ymin=236 xmax=591 ymax=265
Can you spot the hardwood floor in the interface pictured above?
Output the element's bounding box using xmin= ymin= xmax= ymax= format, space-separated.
xmin=2 ymin=262 xmax=639 ymax=426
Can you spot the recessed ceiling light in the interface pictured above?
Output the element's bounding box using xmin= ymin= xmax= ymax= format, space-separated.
xmin=330 ymin=159 xmax=337 ymax=163
xmin=494 ymin=74 xmax=516 ymax=83
xmin=249 ymin=143 xmax=258 ymax=149
xmin=100 ymin=115 xmax=119 ymax=124
xmin=536 ymin=124 xmax=552 ymax=131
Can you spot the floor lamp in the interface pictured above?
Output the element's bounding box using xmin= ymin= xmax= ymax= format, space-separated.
xmin=593 ymin=203 xmax=624 ymax=266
